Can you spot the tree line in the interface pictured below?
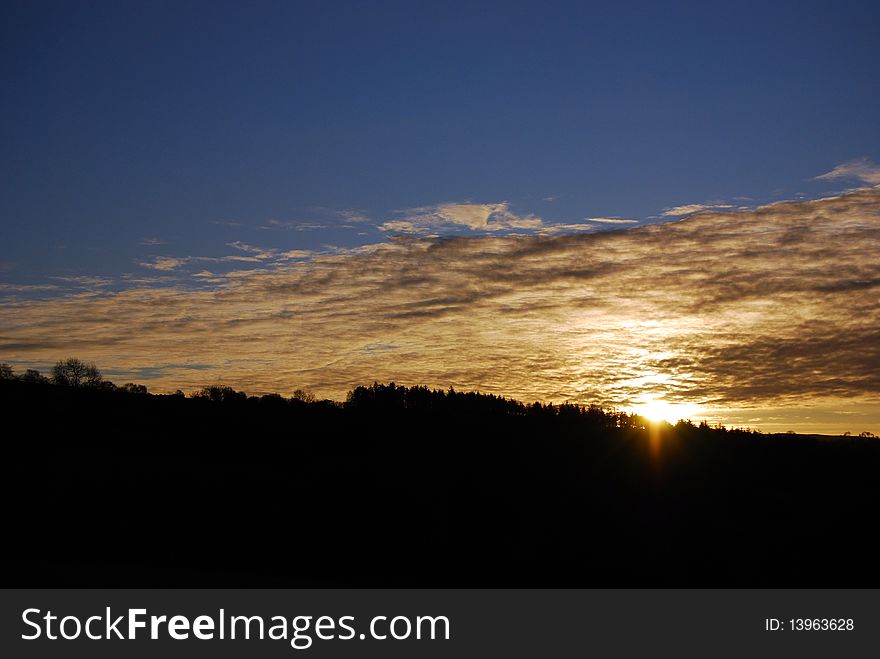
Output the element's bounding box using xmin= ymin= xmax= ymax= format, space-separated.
xmin=2 ymin=358 xmax=876 ymax=437
xmin=0 ymin=358 xmax=693 ymax=430
xmin=0 ymin=358 xmax=149 ymax=394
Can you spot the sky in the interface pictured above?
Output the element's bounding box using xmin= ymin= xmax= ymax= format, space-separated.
xmin=1 ymin=1 xmax=879 ymax=433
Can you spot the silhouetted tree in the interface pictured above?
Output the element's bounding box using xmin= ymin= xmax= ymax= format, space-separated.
xmin=256 ymin=393 xmax=289 ymax=409
xmin=19 ymin=369 xmax=48 ymax=383
xmin=121 ymin=382 xmax=148 ymax=395
xmin=51 ymin=358 xmax=102 ymax=387
xmin=0 ymin=363 xmax=14 ymax=379
xmin=192 ymin=385 xmax=246 ymax=403
xmin=291 ymin=389 xmax=316 ymax=403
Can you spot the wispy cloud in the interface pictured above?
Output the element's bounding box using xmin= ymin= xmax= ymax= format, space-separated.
xmin=381 ymin=202 xmax=543 ymax=234
xmin=538 ymin=223 xmax=596 ymax=235
xmin=139 ymin=242 xmax=314 ymax=274
xmin=0 ymin=283 xmax=59 ymax=293
xmin=227 ymin=241 xmax=278 ymax=260
xmin=49 ymin=275 xmax=113 ymax=288
xmin=227 ymin=241 xmax=313 ymax=262
xmin=262 ymin=219 xmax=329 ymax=231
xmin=139 ymin=254 xmax=264 ymax=272
xmin=661 ymin=203 xmax=734 ymax=217
xmin=587 ymin=217 xmax=639 ymax=224
xmin=140 ymin=256 xmax=190 ymax=271
xmin=814 ymin=157 xmax=880 ymax=185
xmin=265 ymin=204 xmax=630 ymax=237
xmin=261 ymin=208 xmax=369 ymax=231
xmin=337 ymin=209 xmax=370 ymax=223
xmin=120 ymin=273 xmax=176 ymax=285
xmin=4 ymin=189 xmax=879 ymax=432
xmin=280 ymin=250 xmax=311 ymax=259
xmin=139 ymin=237 xmax=167 ymax=246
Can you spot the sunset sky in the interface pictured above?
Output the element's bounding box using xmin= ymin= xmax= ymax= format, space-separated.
xmin=2 ymin=1 xmax=879 ymax=433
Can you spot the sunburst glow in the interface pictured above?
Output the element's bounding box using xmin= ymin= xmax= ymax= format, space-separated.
xmin=633 ymin=398 xmax=701 ymax=425
xmin=1 ymin=189 xmax=879 ymax=434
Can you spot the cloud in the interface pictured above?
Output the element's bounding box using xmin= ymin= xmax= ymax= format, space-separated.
xmin=538 ymin=223 xmax=596 ymax=235
xmin=0 ymin=283 xmax=60 ymax=293
xmin=587 ymin=217 xmax=639 ymax=224
xmin=139 ymin=238 xmax=167 ymax=246
xmin=262 ymin=219 xmax=329 ymax=231
xmin=661 ymin=204 xmax=734 ymax=216
xmin=227 ymin=241 xmax=277 ymax=260
xmin=261 ymin=209 xmax=368 ymax=231
xmin=228 ymin=241 xmax=312 ymax=262
xmin=3 ymin=188 xmax=879 ymax=433
xmin=279 ymin=250 xmax=311 ymax=260
xmin=140 ymin=249 xmax=288 ymax=273
xmin=814 ymin=157 xmax=880 ymax=185
xmin=140 ymin=256 xmax=189 ymax=271
xmin=337 ymin=209 xmax=370 ymax=223
xmin=49 ymin=276 xmax=113 ymax=289
xmin=120 ymin=273 xmax=176 ymax=285
xmin=381 ymin=202 xmax=543 ymax=234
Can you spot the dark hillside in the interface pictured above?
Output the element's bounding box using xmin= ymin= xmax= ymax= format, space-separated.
xmin=5 ymin=379 xmax=879 ymax=587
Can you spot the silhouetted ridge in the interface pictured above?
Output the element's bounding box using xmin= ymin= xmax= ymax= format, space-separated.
xmin=3 ymin=374 xmax=879 ymax=589
xmin=0 ymin=367 xmax=751 ymax=432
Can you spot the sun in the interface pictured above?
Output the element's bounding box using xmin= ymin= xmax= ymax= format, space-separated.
xmin=633 ymin=398 xmax=700 ymax=424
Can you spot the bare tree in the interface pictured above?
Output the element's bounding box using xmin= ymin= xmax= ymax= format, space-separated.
xmin=52 ymin=358 xmax=102 ymax=387
xmin=291 ymin=388 xmax=316 ymax=403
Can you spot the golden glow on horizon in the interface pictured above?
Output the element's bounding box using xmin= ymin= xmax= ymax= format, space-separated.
xmin=1 ymin=188 xmax=878 ymax=435
xmin=633 ymin=398 xmax=701 ymax=425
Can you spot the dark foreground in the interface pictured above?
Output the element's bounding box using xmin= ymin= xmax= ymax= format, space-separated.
xmin=6 ymin=379 xmax=879 ymax=587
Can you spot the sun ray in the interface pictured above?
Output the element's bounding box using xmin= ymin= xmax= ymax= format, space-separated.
xmin=633 ymin=397 xmax=700 ymax=425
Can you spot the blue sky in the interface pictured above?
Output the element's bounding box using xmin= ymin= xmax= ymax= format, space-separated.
xmin=2 ymin=0 xmax=879 ymax=289
xmin=2 ymin=2 xmax=880 ymax=431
